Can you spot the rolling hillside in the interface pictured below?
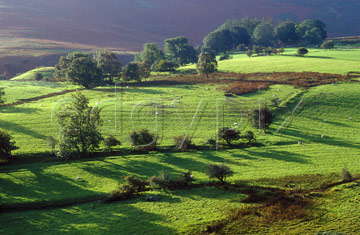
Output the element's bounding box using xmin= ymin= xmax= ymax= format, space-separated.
xmin=0 ymin=0 xmax=359 ymax=77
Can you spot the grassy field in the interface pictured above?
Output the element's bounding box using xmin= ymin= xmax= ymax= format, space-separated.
xmin=11 ymin=67 xmax=55 ymax=81
xmin=1 ymin=48 xmax=360 ymax=234
xmin=180 ymin=48 xmax=360 ymax=74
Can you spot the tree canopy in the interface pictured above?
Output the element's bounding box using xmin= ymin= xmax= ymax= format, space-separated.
xmin=0 ymin=130 xmax=18 ymax=160
xmin=164 ymin=36 xmax=197 ymax=65
xmin=136 ymin=43 xmax=164 ymax=66
xmin=0 ymin=88 xmax=5 ymax=104
xmin=297 ymin=19 xmax=327 ymax=46
xmin=56 ymin=92 xmax=103 ymax=160
xmin=274 ymin=20 xmax=298 ymax=45
xmin=196 ymin=52 xmax=217 ymax=78
xmin=93 ymin=50 xmax=122 ymax=84
xmin=252 ymin=21 xmax=275 ymax=46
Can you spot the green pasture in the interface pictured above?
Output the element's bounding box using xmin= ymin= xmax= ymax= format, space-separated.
xmin=180 ymin=48 xmax=360 ymax=74
xmin=0 ymin=80 xmax=79 ymax=104
xmin=11 ymin=67 xmax=55 ymax=81
xmin=1 ymin=48 xmax=360 ymax=234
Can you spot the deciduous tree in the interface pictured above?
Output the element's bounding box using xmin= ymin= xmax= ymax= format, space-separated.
xmin=56 ymin=92 xmax=103 ymax=160
xmin=196 ymin=52 xmax=217 ymax=78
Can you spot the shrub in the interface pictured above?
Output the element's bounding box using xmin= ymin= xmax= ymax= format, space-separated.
xmin=124 ymin=175 xmax=148 ymax=192
xmin=218 ymin=127 xmax=240 ymax=146
xmin=181 ymin=171 xmax=195 ymax=186
xmin=129 ymin=129 xmax=157 ymax=151
xmin=174 ymin=134 xmax=192 ymax=151
xmin=149 ymin=172 xmax=171 ymax=190
xmin=149 ymin=171 xmax=194 ymax=190
xmin=242 ymin=131 xmax=256 ymax=144
xmin=206 ymin=137 xmax=217 ymax=149
xmin=297 ymin=47 xmax=308 ymax=56
xmin=206 ymin=163 xmax=234 ymax=183
xmin=246 ymin=49 xmax=253 ymax=57
xmin=0 ymin=130 xmax=18 ymax=160
xmin=219 ymin=54 xmax=232 ymax=61
xmin=320 ymin=40 xmax=335 ymax=50
xmin=341 ymin=166 xmax=352 ymax=182
xmin=251 ymin=107 xmax=273 ymax=132
xmin=103 ymin=135 xmax=121 ymax=152
xmin=34 ymin=72 xmax=44 ymax=81
xmin=236 ymin=44 xmax=247 ymax=51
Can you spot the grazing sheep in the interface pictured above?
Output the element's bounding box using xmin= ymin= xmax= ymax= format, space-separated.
xmin=349 ymin=117 xmax=352 ymax=120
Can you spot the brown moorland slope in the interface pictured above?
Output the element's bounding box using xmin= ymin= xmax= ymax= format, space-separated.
xmin=0 ymin=0 xmax=359 ymax=77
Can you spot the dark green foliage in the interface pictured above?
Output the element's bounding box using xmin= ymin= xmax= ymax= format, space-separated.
xmin=196 ymin=52 xmax=217 ymax=78
xmin=297 ymin=19 xmax=327 ymax=46
xmin=164 ymin=36 xmax=197 ymax=65
xmin=219 ymin=54 xmax=233 ymax=61
xmin=136 ymin=43 xmax=164 ymax=66
xmin=203 ymin=29 xmax=233 ymax=54
xmin=252 ymin=21 xmax=275 ymax=46
xmin=173 ymin=134 xmax=192 ymax=151
xmin=152 ymin=60 xmax=178 ymax=72
xmin=0 ymin=87 xmax=5 ymax=104
xmin=0 ymin=130 xmax=18 ymax=160
xmin=138 ymin=61 xmax=151 ymax=82
xmin=122 ymin=63 xmax=140 ymax=82
xmin=236 ymin=44 xmax=247 ymax=51
xmin=246 ymin=49 xmax=253 ymax=58
xmin=34 ymin=72 xmax=44 ymax=81
xmin=206 ymin=137 xmax=217 ymax=148
xmin=123 ymin=175 xmax=149 ymax=192
xmin=218 ymin=127 xmax=240 ymax=146
xmin=297 ymin=47 xmax=309 ymax=56
xmin=321 ymin=40 xmax=335 ymax=50
xmin=129 ymin=129 xmax=156 ymax=146
xmin=242 ymin=131 xmax=256 ymax=144
xmin=66 ymin=56 xmax=103 ymax=88
xmin=274 ymin=21 xmax=298 ymax=45
xmin=103 ymin=135 xmax=121 ymax=152
xmin=341 ymin=166 xmax=352 ymax=182
xmin=206 ymin=163 xmax=234 ymax=183
xmin=252 ymin=107 xmax=273 ymax=132
xmin=46 ymin=136 xmax=56 ymax=154
xmin=93 ymin=50 xmax=122 ymax=85
xmin=149 ymin=171 xmax=194 ymax=190
xmin=56 ymin=91 xmax=103 ymax=160
xmin=109 ymin=175 xmax=149 ymax=202
xmin=238 ymin=17 xmax=261 ymax=35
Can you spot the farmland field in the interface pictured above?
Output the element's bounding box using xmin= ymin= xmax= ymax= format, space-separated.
xmin=1 ymin=48 xmax=360 ymax=234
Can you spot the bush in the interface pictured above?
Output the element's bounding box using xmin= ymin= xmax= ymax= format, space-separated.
xmin=219 ymin=54 xmax=232 ymax=61
xmin=34 ymin=72 xmax=44 ymax=81
xmin=149 ymin=172 xmax=171 ymax=190
xmin=152 ymin=60 xmax=178 ymax=72
xmin=236 ymin=44 xmax=247 ymax=51
xmin=124 ymin=175 xmax=148 ymax=192
xmin=103 ymin=135 xmax=121 ymax=152
xmin=0 ymin=130 xmax=18 ymax=160
xmin=246 ymin=49 xmax=253 ymax=57
xmin=251 ymin=107 xmax=273 ymax=132
xmin=174 ymin=134 xmax=192 ymax=151
xmin=206 ymin=137 xmax=217 ymax=149
xmin=341 ymin=166 xmax=352 ymax=182
xmin=218 ymin=127 xmax=240 ymax=146
xmin=241 ymin=131 xmax=256 ymax=145
xmin=149 ymin=171 xmax=194 ymax=190
xmin=206 ymin=163 xmax=234 ymax=183
xmin=297 ymin=47 xmax=308 ymax=56
xmin=320 ymin=40 xmax=335 ymax=50
xmin=129 ymin=129 xmax=157 ymax=151
xmin=107 ymin=175 xmax=148 ymax=203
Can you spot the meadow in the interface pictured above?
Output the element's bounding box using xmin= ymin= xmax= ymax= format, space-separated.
xmin=1 ymin=48 xmax=360 ymax=234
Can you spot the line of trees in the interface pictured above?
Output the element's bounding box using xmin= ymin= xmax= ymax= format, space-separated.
xmin=202 ymin=17 xmax=327 ymax=55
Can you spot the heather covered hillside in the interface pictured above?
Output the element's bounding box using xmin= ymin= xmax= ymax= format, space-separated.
xmin=0 ymin=0 xmax=359 ymax=50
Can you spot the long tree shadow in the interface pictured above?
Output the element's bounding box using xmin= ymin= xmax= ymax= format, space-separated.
xmin=0 ymin=106 xmax=39 ymax=114
xmin=1 ymin=202 xmax=176 ymax=234
xmin=0 ymin=119 xmax=46 ymax=139
xmin=245 ymin=148 xmax=310 ymax=164
xmin=281 ymin=127 xmax=360 ymax=150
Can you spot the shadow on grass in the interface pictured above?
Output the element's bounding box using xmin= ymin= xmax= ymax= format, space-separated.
xmin=1 ymin=202 xmax=175 ymax=234
xmin=0 ymin=106 xmax=39 ymax=114
xmin=0 ymin=119 xmax=46 ymax=139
